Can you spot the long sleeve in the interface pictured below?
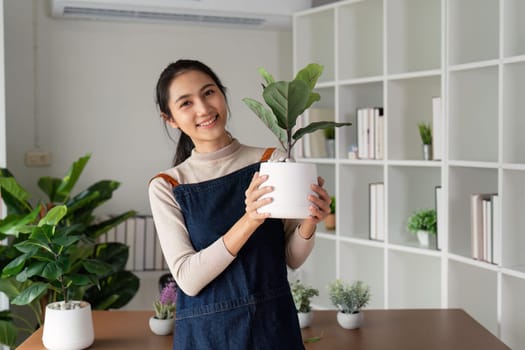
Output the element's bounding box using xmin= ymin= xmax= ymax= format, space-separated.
xmin=148 ymin=177 xmax=236 ymax=296
xmin=284 ymin=219 xmax=315 ymax=269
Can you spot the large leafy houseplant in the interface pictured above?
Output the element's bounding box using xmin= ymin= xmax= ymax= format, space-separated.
xmin=0 ymin=154 xmax=138 ymax=348
xmin=243 ymin=63 xmax=351 ymax=160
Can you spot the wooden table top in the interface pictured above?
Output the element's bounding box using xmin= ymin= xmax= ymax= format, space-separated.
xmin=17 ymin=309 xmax=510 ymax=350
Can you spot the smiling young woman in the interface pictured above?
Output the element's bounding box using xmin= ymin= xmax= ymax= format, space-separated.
xmin=148 ymin=59 xmax=332 ymax=349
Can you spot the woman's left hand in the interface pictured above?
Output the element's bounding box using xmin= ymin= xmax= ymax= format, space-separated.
xmin=304 ymin=176 xmax=331 ymax=225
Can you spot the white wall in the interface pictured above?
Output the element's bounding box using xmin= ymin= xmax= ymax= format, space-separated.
xmin=4 ymin=0 xmax=292 ymax=215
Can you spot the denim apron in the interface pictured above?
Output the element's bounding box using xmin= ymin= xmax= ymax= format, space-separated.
xmin=170 ymin=158 xmax=304 ymax=349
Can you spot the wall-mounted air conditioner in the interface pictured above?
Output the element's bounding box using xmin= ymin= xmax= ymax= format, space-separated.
xmin=51 ymin=0 xmax=312 ymax=29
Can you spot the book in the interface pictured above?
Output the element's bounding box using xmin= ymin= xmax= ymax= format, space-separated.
xmin=435 ymin=186 xmax=444 ymax=251
xmin=491 ymin=195 xmax=501 ymax=265
xmin=369 ymin=182 xmax=385 ymax=241
xmin=374 ymin=109 xmax=385 ymax=160
xmin=432 ymin=97 xmax=442 ymax=160
xmin=470 ymin=194 xmax=485 ymax=260
xmin=369 ymin=183 xmax=377 ymax=240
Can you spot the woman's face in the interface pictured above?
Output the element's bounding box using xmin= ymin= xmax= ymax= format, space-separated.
xmin=166 ymin=70 xmax=229 ymax=152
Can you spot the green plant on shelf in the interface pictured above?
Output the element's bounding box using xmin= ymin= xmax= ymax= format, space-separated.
xmin=418 ymin=122 xmax=432 ymax=145
xmin=406 ymin=209 xmax=437 ymax=235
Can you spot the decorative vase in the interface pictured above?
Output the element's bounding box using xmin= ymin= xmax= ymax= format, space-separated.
xmin=149 ymin=316 xmax=174 ymax=335
xmin=297 ymin=311 xmax=313 ymax=328
xmin=258 ymin=162 xmax=318 ymax=219
xmin=422 ymin=144 xmax=433 ymax=160
xmin=416 ymin=230 xmax=436 ymax=248
xmin=336 ymin=311 xmax=363 ymax=330
xmin=324 ymin=213 xmax=335 ymax=231
xmin=42 ymin=301 xmax=94 ymax=350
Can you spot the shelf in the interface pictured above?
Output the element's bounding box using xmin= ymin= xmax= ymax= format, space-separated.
xmin=448 ymin=0 xmax=499 ymax=65
xmin=294 ymin=1 xmax=525 ymax=347
xmin=387 ymin=250 xmax=441 ymax=308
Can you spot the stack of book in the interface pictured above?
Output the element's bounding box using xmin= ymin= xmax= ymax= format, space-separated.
xmin=357 ymin=107 xmax=384 ymax=160
xmin=369 ymin=182 xmax=385 ymax=241
xmin=470 ymin=193 xmax=501 ymax=265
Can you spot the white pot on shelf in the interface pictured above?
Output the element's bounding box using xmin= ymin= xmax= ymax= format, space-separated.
xmin=416 ymin=230 xmax=436 ymax=248
xmin=297 ymin=311 xmax=313 ymax=328
xmin=42 ymin=300 xmax=94 ymax=350
xmin=149 ymin=316 xmax=174 ymax=335
xmin=258 ymin=162 xmax=317 ymax=219
xmin=336 ymin=311 xmax=363 ymax=330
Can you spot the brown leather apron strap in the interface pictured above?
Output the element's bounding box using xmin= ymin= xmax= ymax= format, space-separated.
xmin=260 ymin=147 xmax=276 ymax=162
xmin=150 ymin=173 xmax=180 ymax=187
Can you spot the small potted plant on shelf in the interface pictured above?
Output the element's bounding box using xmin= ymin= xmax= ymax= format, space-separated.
xmin=290 ymin=280 xmax=319 ymax=328
xmin=324 ymin=196 xmax=336 ymax=231
xmin=150 ymin=281 xmax=177 ymax=335
xmin=324 ymin=127 xmax=335 ymax=158
xmin=243 ymin=63 xmax=351 ymax=218
xmin=407 ymin=208 xmax=437 ymax=248
xmin=328 ymin=279 xmax=370 ymax=329
xmin=418 ymin=122 xmax=433 ymax=160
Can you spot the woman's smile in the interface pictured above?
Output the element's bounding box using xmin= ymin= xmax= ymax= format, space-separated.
xmin=197 ymin=115 xmax=219 ymax=128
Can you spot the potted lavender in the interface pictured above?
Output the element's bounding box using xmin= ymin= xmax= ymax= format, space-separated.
xmin=149 ymin=281 xmax=177 ymax=335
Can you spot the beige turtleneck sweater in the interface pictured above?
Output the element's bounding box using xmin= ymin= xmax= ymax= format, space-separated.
xmin=148 ymin=139 xmax=315 ymax=296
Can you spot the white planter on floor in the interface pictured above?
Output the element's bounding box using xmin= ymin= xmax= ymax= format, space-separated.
xmin=258 ymin=162 xmax=317 ymax=219
xmin=42 ymin=301 xmax=94 ymax=350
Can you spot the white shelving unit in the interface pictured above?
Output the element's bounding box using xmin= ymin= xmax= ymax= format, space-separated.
xmin=293 ymin=1 xmax=525 ymax=349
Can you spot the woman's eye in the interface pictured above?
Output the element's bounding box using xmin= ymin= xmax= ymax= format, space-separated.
xmin=204 ymin=89 xmax=215 ymax=96
xmin=180 ymin=101 xmax=191 ymax=108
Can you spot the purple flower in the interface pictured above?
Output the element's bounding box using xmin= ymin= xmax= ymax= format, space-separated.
xmin=159 ymin=282 xmax=177 ymax=305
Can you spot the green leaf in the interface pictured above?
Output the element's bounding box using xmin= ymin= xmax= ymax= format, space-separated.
xmin=53 ymin=154 xmax=91 ymax=202
xmin=37 ymin=177 xmax=62 ymax=203
xmin=257 ymin=67 xmax=275 ymax=86
xmin=0 ymin=171 xmax=31 ymax=203
xmin=11 ymin=282 xmax=49 ymax=305
xmin=94 ymin=243 xmax=129 ymax=272
xmin=67 ymin=273 xmax=93 ymax=286
xmin=85 ymin=211 xmax=136 ymax=240
xmin=263 ymin=80 xmax=310 ymax=131
xmin=2 ymin=252 xmax=31 ymax=278
xmin=242 ymin=98 xmax=287 ymax=146
xmin=41 ymin=261 xmax=64 ymax=280
xmin=18 ymin=261 xmax=47 ymax=281
xmin=294 ymin=63 xmax=324 ymax=91
xmin=38 ymin=205 xmax=67 ymax=227
xmin=0 ymin=207 xmax=40 ymax=236
xmin=82 ymin=259 xmax=113 ymax=276
xmin=84 ymin=271 xmax=139 ymax=310
xmin=292 ymin=121 xmax=352 ymax=141
xmin=0 ymin=187 xmax=32 ymax=216
xmin=0 ymin=317 xmax=17 ymax=348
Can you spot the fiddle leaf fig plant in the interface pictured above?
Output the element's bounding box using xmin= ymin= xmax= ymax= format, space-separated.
xmin=0 ymin=154 xmax=138 ymax=348
xmin=243 ymin=63 xmax=351 ymax=160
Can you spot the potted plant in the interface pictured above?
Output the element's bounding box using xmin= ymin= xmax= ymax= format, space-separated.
xmin=0 ymin=154 xmax=138 ymax=348
xmin=328 ymin=279 xmax=370 ymax=329
xmin=324 ymin=127 xmax=335 ymax=158
xmin=407 ymin=208 xmax=437 ymax=248
xmin=418 ymin=122 xmax=433 ymax=160
xmin=290 ymin=280 xmax=319 ymax=328
xmin=149 ymin=281 xmax=177 ymax=336
xmin=324 ymin=196 xmax=336 ymax=231
xmin=243 ymin=63 xmax=351 ymax=218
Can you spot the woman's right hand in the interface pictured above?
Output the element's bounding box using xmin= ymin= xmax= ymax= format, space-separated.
xmin=244 ymin=172 xmax=273 ymax=222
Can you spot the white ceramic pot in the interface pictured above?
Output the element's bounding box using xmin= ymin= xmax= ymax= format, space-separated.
xmin=42 ymin=301 xmax=94 ymax=350
xmin=258 ymin=162 xmax=318 ymax=219
xmin=149 ymin=316 xmax=174 ymax=335
xmin=297 ymin=311 xmax=313 ymax=328
xmin=417 ymin=230 xmax=436 ymax=248
xmin=336 ymin=311 xmax=363 ymax=330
